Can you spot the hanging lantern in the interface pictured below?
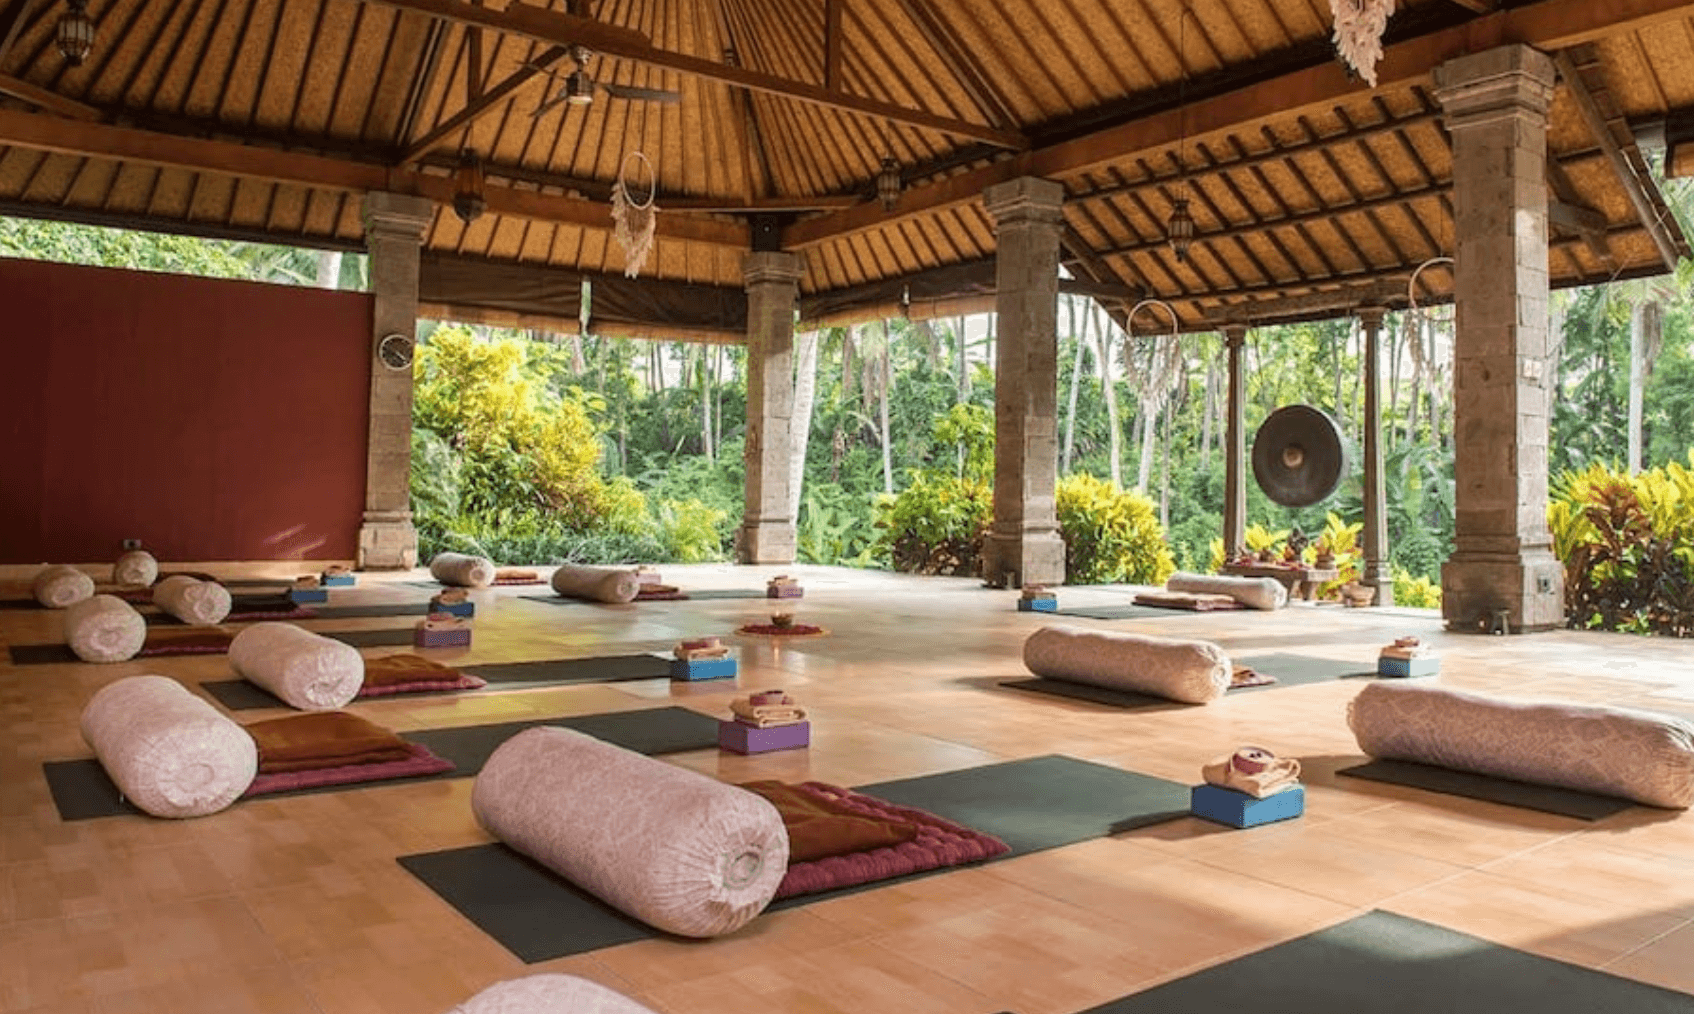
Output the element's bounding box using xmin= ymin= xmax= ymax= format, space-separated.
xmin=877 ymin=158 xmax=902 ymax=212
xmin=452 ymin=151 xmax=486 ymax=225
xmin=1166 ymin=196 xmax=1195 ymax=263
xmin=56 ymin=0 xmax=95 ymax=66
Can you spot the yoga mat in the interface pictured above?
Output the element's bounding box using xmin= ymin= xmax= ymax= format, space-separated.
xmin=398 ymin=755 xmax=1189 ymax=963
xmin=8 ymin=626 xmax=415 ymax=666
xmin=144 ymin=601 xmax=428 ymax=626
xmin=1003 ymin=653 xmax=1375 ymax=709
xmin=1076 ymin=910 xmax=1694 ymax=1013
xmin=1053 ymin=604 xmax=1197 ymax=621
xmin=41 ymin=706 xmax=720 ymax=821
xmin=1336 ymin=758 xmax=1636 ymax=821
xmin=200 ymin=653 xmax=675 ymax=711
xmin=670 ymin=588 xmax=767 ymax=600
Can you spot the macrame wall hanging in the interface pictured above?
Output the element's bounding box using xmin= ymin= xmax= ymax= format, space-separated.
xmin=611 ymin=150 xmax=658 ymax=278
xmin=1330 ymin=0 xmax=1396 ymax=88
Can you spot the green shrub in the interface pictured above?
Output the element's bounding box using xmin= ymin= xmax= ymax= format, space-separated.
xmin=1392 ymin=568 xmax=1443 ymax=609
xmin=1055 ymin=474 xmax=1175 ymax=585
xmin=652 ymin=498 xmax=730 ymax=562
xmin=1549 ymin=455 xmax=1694 ymax=636
xmin=874 ymin=474 xmax=992 ymax=576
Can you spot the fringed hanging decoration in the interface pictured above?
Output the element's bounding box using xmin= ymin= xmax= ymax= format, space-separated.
xmin=1330 ymin=0 xmax=1395 ymax=88
xmin=611 ymin=150 xmax=658 ymax=279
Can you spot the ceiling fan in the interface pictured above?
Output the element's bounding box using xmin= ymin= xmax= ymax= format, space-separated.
xmin=531 ymin=46 xmax=681 ymax=117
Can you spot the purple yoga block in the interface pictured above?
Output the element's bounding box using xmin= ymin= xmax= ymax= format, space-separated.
xmin=718 ymin=720 xmax=810 ymax=754
xmin=414 ymin=627 xmax=471 ymax=649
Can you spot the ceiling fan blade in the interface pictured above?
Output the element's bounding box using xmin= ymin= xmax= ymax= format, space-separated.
xmin=600 ymin=83 xmax=682 ymax=104
xmin=531 ymin=93 xmax=569 ymax=118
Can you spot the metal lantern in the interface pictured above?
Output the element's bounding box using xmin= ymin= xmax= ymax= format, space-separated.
xmin=452 ymin=151 xmax=486 ymax=225
xmin=563 ymin=69 xmax=595 ymax=106
xmin=1166 ymin=196 xmax=1195 ymax=262
xmin=877 ymin=158 xmax=901 ymax=212
xmin=56 ymin=0 xmax=95 ymax=66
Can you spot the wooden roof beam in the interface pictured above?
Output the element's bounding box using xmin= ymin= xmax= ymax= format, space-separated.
xmin=0 ymin=106 xmax=750 ymax=247
xmin=1443 ymin=0 xmax=1498 ymax=12
xmin=782 ymin=0 xmax=1694 ymax=250
xmin=399 ymin=45 xmax=570 ymax=163
xmin=360 ymin=0 xmax=1025 ymax=149
xmin=1551 ymin=49 xmax=1683 ymax=269
xmin=0 ymin=72 xmax=100 ymax=121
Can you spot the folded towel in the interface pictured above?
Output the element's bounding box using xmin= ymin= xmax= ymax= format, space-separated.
xmin=731 ymin=692 xmax=807 ymax=728
xmin=322 ymin=565 xmax=352 ymax=577
xmin=492 ymin=568 xmax=541 ymax=584
xmin=433 ymin=588 xmax=470 ymax=605
xmin=739 ymin=780 xmax=919 ymax=862
xmin=675 ymin=637 xmax=731 ymax=661
xmin=244 ymin=711 xmax=414 ymax=774
xmin=417 ymin=613 xmax=468 ymax=632
xmin=1201 ymin=746 xmax=1301 ymax=798
xmin=361 ymin=653 xmax=464 ymax=690
xmin=293 ymin=575 xmax=321 ymax=589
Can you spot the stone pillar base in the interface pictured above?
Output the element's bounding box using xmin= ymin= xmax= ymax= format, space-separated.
xmin=738 ymin=523 xmax=796 ymax=565
xmin=981 ymin=530 xmax=1066 ymax=588
xmin=358 ymin=515 xmax=418 ymax=571
xmin=1441 ymin=551 xmax=1564 ymax=633
xmin=1360 ymin=563 xmax=1395 ymax=607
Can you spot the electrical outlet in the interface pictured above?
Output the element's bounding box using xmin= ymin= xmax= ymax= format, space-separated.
xmin=121 ymin=539 xmax=142 ymax=551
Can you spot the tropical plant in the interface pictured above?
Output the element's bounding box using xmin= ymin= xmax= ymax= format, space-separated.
xmin=1055 ymin=474 xmax=1176 ymax=585
xmin=874 ymin=474 xmax=992 ymax=576
xmin=1548 ymin=455 xmax=1694 ymax=636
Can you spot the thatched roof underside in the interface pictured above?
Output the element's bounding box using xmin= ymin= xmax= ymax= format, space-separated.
xmin=0 ymin=0 xmax=1689 ymax=335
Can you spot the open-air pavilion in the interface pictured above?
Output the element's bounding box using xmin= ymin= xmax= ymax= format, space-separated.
xmin=3 ymin=1 xmax=1694 ymax=1012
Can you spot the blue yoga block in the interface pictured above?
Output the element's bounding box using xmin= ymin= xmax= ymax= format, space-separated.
xmin=288 ymin=587 xmax=329 ymax=604
xmin=429 ymin=597 xmax=476 ymax=619
xmin=1378 ymin=656 xmax=1440 ymax=678
xmin=320 ymin=573 xmax=356 ymax=587
xmin=671 ymin=657 xmax=738 ymax=682
xmin=1190 ymin=783 xmax=1305 ymax=829
xmin=1018 ymin=598 xmax=1058 ymax=613
xmin=718 ymin=720 xmax=810 ymax=754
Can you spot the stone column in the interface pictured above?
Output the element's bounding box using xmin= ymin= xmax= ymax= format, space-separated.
xmin=1222 ymin=323 xmax=1248 ymax=559
xmin=739 ymin=251 xmax=804 ymax=564
xmin=1434 ymin=45 xmax=1564 ymax=632
xmin=357 ymin=192 xmax=434 ymax=570
xmin=981 ymin=177 xmax=1066 ymax=588
xmin=1358 ymin=307 xmax=1392 ymax=605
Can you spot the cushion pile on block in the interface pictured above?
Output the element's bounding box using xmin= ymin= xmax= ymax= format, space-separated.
xmin=1167 ymin=571 xmax=1288 ymax=610
xmin=430 ymin=552 xmax=497 ymax=589
xmin=444 ymin=974 xmax=662 ymax=1014
xmin=152 ymin=574 xmax=232 ymax=626
xmin=228 ymin=622 xmax=365 ymax=711
xmin=64 ymin=594 xmax=147 ymax=663
xmin=32 ymin=564 xmax=95 ymax=609
xmin=1348 ymin=680 xmax=1694 ymax=809
xmin=1023 ymin=624 xmax=1233 ymax=704
xmin=79 ymin=675 xmax=258 ymax=818
xmin=472 ymin=726 xmax=788 ymax=937
xmin=112 ymin=550 xmax=159 ymax=586
xmin=549 ymin=564 xmax=641 ymax=604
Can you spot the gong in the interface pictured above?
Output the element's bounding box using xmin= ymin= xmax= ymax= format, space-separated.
xmin=1251 ymin=405 xmax=1347 ymax=508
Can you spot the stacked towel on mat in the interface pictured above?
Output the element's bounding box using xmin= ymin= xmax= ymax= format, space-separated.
xmin=730 ymin=690 xmax=806 ymax=729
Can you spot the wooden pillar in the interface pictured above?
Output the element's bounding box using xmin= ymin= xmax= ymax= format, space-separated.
xmin=739 ymin=251 xmax=804 ymax=564
xmin=1358 ymin=306 xmax=1392 ymax=605
xmin=1222 ymin=323 xmax=1248 ymax=560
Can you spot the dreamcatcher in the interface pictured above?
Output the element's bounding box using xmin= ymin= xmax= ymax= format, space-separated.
xmin=611 ymin=150 xmax=658 ymax=279
xmin=1330 ymin=0 xmax=1396 ymax=88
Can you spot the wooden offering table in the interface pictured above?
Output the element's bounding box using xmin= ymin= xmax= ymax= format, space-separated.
xmin=1219 ymin=562 xmax=1339 ymax=602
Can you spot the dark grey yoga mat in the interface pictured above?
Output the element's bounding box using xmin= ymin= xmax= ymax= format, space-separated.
xmin=8 ymin=626 xmax=415 ymax=666
xmin=397 ymin=754 xmax=1190 ymax=963
xmin=41 ymin=706 xmax=720 ymax=821
xmin=202 ymin=653 xmax=676 ymax=711
xmin=146 ymin=602 xmax=430 ymax=626
xmin=1078 ymin=910 xmax=1694 ymax=1013
xmin=1337 ymin=758 xmax=1635 ymax=821
xmin=1004 ymin=652 xmax=1376 ymax=709
xmin=1053 ymin=604 xmax=1188 ymax=621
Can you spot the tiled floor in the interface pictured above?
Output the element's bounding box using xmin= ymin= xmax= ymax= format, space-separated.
xmin=5 ymin=563 xmax=1694 ymax=1013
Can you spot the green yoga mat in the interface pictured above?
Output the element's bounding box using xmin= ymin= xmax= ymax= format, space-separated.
xmin=1078 ymin=910 xmax=1694 ymax=1013
xmin=397 ymin=754 xmax=1190 ymax=963
xmin=40 ymin=706 xmax=720 ymax=821
xmin=1337 ymin=758 xmax=1636 ymax=821
xmin=1004 ymin=652 xmax=1376 ymax=709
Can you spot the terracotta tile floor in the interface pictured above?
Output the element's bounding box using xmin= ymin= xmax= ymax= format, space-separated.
xmin=5 ymin=563 xmax=1694 ymax=1012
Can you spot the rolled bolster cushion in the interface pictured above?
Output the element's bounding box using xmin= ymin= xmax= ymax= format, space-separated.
xmin=33 ymin=564 xmax=95 ymax=609
xmin=549 ymin=564 xmax=641 ymax=604
xmin=1348 ymin=681 xmax=1694 ymax=809
xmin=228 ymin=622 xmax=365 ymax=711
xmin=431 ymin=552 xmax=497 ymax=589
xmin=152 ymin=574 xmax=232 ymax=626
xmin=112 ymin=550 xmax=159 ymax=587
xmin=473 ymin=726 xmax=788 ymax=937
xmin=79 ymin=675 xmax=258 ymax=818
xmin=1167 ymin=571 xmax=1288 ymax=611
xmin=1023 ymin=624 xmax=1232 ymax=704
xmin=444 ymin=975 xmax=662 ymax=1014
xmin=64 ymin=594 xmax=148 ymax=663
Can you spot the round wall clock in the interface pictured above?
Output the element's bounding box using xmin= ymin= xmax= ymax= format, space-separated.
xmin=377 ymin=332 xmax=415 ymax=371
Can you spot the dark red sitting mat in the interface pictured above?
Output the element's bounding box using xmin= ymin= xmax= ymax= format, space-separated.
xmin=492 ymin=570 xmax=544 ymax=586
xmin=243 ymin=743 xmax=454 ymax=796
xmin=137 ymin=628 xmax=235 ymax=656
xmin=247 ymin=711 xmax=414 ymax=773
xmin=759 ymin=781 xmax=1010 ymax=899
xmin=1132 ymin=591 xmax=1245 ymax=611
xmin=737 ymin=623 xmax=828 ymax=637
xmin=359 ymin=653 xmax=487 ymax=697
xmin=635 ymin=585 xmax=688 ymax=601
xmin=740 ymin=779 xmax=919 ymax=862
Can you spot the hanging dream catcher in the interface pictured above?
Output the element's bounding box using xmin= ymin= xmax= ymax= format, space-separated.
xmin=1330 ymin=0 xmax=1395 ymax=88
xmin=611 ymin=150 xmax=658 ymax=279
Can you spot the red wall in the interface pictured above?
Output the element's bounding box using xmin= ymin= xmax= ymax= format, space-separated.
xmin=0 ymin=257 xmax=374 ymax=564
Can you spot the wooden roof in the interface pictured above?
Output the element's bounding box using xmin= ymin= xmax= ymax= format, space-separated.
xmin=0 ymin=0 xmax=1689 ymax=333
